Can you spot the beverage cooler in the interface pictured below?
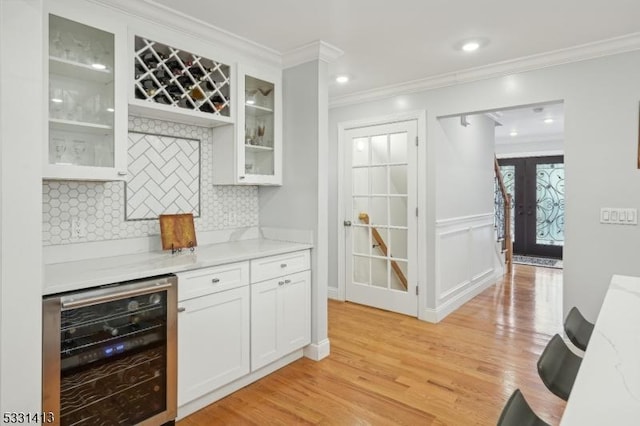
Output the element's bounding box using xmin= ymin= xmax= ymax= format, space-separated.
xmin=42 ymin=275 xmax=177 ymax=426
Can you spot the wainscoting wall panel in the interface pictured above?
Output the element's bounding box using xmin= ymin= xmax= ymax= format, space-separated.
xmin=432 ymin=213 xmax=499 ymax=321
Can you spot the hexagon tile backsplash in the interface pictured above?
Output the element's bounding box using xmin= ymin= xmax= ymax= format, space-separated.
xmin=42 ymin=116 xmax=259 ymax=246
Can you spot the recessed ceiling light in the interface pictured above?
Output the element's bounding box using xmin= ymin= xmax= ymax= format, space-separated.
xmin=510 ymin=131 xmax=518 ymax=137
xmin=91 ymin=63 xmax=107 ymax=70
xmin=462 ymin=41 xmax=480 ymax=52
xmin=336 ymin=75 xmax=349 ymax=84
xmin=544 ymin=118 xmax=554 ymax=124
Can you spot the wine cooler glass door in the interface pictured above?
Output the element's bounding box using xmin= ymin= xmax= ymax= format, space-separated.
xmin=43 ymin=276 xmax=177 ymax=426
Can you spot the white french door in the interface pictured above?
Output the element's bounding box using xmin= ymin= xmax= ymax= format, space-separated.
xmin=343 ymin=120 xmax=418 ymax=316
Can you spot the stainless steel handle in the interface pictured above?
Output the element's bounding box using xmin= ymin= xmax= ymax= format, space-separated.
xmin=177 ymin=306 xmax=186 ymax=313
xmin=239 ymin=176 xmax=245 ymax=180
xmin=284 ymin=279 xmax=291 ymax=284
xmin=280 ymin=263 xmax=287 ymax=268
xmin=117 ymin=171 xmax=127 ymax=176
xmin=211 ymin=278 xmax=220 ymax=284
xmin=344 ymin=220 xmax=352 ymax=226
xmin=278 ymin=281 xmax=285 ymax=286
xmin=61 ymin=282 xmax=173 ymax=310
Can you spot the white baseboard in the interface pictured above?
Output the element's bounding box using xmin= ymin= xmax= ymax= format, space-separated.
xmin=327 ymin=286 xmax=341 ymax=300
xmin=421 ymin=270 xmax=500 ymax=323
xmin=177 ymin=349 xmax=303 ymax=420
xmin=303 ymin=338 xmax=331 ymax=361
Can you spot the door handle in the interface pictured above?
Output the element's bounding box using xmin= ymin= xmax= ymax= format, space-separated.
xmin=344 ymin=220 xmax=352 ymax=226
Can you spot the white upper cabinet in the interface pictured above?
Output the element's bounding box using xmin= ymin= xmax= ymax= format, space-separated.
xmin=128 ymin=34 xmax=234 ymax=128
xmin=44 ymin=7 xmax=128 ymax=181
xmin=213 ymin=65 xmax=282 ymax=186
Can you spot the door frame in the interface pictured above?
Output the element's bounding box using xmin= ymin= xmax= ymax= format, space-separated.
xmin=336 ymin=110 xmax=427 ymax=316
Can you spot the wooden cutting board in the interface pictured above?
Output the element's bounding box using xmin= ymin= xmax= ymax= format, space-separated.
xmin=159 ymin=213 xmax=197 ymax=251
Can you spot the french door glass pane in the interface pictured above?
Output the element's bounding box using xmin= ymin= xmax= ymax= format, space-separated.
xmin=353 ymin=168 xmax=368 ymax=195
xmin=389 ymin=133 xmax=407 ymax=163
xmin=353 ymin=227 xmax=370 ymax=255
xmin=353 ymin=256 xmax=370 ymax=284
xmin=352 ymin=138 xmax=369 ymax=166
xmin=371 ymin=258 xmax=388 ymax=288
xmin=370 ymin=167 xmax=387 ymax=194
xmin=536 ymin=163 xmax=565 ymax=246
xmin=369 ymin=197 xmax=388 ymax=226
xmin=371 ymin=135 xmax=388 ymax=164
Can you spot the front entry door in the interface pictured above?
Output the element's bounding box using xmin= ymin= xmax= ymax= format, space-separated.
xmin=499 ymin=156 xmax=564 ymax=258
xmin=343 ymin=120 xmax=418 ymax=316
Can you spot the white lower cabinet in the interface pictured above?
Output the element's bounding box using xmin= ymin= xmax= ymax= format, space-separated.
xmin=251 ymin=269 xmax=311 ymax=371
xmin=176 ymin=249 xmax=311 ymax=412
xmin=176 ymin=264 xmax=250 ymax=406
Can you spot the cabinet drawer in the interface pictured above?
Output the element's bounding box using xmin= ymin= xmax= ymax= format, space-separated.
xmin=250 ymin=250 xmax=310 ymax=283
xmin=177 ymin=261 xmax=249 ymax=301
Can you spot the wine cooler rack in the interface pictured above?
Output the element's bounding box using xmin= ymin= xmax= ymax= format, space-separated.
xmin=134 ymin=36 xmax=231 ymax=117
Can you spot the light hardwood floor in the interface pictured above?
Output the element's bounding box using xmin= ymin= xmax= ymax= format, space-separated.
xmin=178 ymin=265 xmax=566 ymax=425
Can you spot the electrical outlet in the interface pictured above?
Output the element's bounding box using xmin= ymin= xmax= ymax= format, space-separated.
xmin=227 ymin=211 xmax=237 ymax=227
xmin=71 ymin=218 xmax=88 ymax=239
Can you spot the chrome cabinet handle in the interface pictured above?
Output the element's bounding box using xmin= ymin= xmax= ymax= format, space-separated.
xmin=280 ymin=263 xmax=287 ymax=268
xmin=177 ymin=307 xmax=186 ymax=313
xmin=239 ymin=176 xmax=245 ymax=180
xmin=211 ymin=278 xmax=220 ymax=284
xmin=284 ymin=279 xmax=291 ymax=284
xmin=117 ymin=171 xmax=127 ymax=176
xmin=278 ymin=281 xmax=285 ymax=286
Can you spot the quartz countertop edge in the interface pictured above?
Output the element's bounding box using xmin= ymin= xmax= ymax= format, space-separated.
xmin=43 ymin=239 xmax=313 ymax=296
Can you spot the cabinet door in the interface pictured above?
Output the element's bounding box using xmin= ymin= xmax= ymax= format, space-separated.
xmin=177 ymin=286 xmax=250 ymax=406
xmin=214 ymin=65 xmax=282 ymax=185
xmin=250 ymin=279 xmax=280 ymax=371
xmin=44 ymin=7 xmax=127 ymax=180
xmin=280 ymin=270 xmax=311 ymax=354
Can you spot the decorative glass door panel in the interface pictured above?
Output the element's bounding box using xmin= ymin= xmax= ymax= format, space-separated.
xmin=497 ymin=156 xmax=564 ymax=258
xmin=345 ymin=121 xmax=417 ymax=316
xmin=244 ymin=75 xmax=275 ymax=177
xmin=48 ymin=15 xmax=115 ymax=170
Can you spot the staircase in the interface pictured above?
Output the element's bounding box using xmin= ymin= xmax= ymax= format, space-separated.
xmin=494 ymin=157 xmax=513 ymax=273
xmin=358 ymin=212 xmax=408 ymax=289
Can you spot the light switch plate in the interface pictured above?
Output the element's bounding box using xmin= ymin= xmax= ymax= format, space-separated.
xmin=601 ymin=208 xmax=638 ymax=225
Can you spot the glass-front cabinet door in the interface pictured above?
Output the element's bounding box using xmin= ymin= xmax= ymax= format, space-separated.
xmin=237 ymin=66 xmax=282 ymax=185
xmin=45 ymin=11 xmax=127 ymax=180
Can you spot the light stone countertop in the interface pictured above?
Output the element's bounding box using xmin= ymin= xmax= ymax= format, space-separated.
xmin=44 ymin=239 xmax=312 ymax=295
xmin=560 ymin=274 xmax=640 ymax=425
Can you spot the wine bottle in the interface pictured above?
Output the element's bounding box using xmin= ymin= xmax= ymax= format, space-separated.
xmin=177 ymin=75 xmax=193 ymax=90
xmin=190 ymin=87 xmax=205 ymax=101
xmin=166 ymin=84 xmax=183 ymax=100
xmin=177 ymin=98 xmax=194 ymax=110
xmin=188 ymin=65 xmax=204 ymax=80
xmin=165 ymin=60 xmax=182 ymax=75
xmin=154 ymin=94 xmax=171 ymax=105
xmin=141 ymin=52 xmax=159 ymax=69
xmin=153 ymin=68 xmax=171 ymax=85
xmin=204 ymin=80 xmax=217 ymax=91
xmin=199 ymin=103 xmax=214 ymax=114
xmin=135 ymin=87 xmax=146 ymax=100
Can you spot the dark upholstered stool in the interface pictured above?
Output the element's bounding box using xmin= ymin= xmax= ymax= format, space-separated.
xmin=537 ymin=334 xmax=582 ymax=401
xmin=497 ymin=389 xmax=549 ymax=426
xmin=564 ymin=307 xmax=594 ymax=352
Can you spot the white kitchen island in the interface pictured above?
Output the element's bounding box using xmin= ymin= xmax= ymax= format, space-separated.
xmin=560 ymin=274 xmax=640 ymax=425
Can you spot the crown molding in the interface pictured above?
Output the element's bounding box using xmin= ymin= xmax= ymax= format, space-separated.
xmin=330 ymin=32 xmax=640 ymax=109
xmin=282 ymin=40 xmax=344 ymax=69
xmin=89 ymin=0 xmax=281 ymax=67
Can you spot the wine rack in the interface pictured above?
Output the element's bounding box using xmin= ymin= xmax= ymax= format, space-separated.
xmin=133 ymin=36 xmax=231 ymax=118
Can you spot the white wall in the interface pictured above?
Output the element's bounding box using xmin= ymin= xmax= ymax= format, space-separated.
xmin=259 ymin=59 xmax=330 ymax=360
xmin=0 ymin=0 xmax=44 ymax=413
xmin=329 ymin=51 xmax=640 ymax=323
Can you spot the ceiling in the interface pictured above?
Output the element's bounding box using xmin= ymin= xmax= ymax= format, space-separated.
xmin=148 ymin=0 xmax=640 ymax=100
xmin=492 ymin=102 xmax=565 ymax=145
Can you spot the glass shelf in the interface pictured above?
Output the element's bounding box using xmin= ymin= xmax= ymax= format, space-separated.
xmin=47 ymin=14 xmax=116 ymax=171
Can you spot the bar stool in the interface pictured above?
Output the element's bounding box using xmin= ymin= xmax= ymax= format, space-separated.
xmin=564 ymin=307 xmax=594 ymax=352
xmin=537 ymin=334 xmax=582 ymax=401
xmin=497 ymin=389 xmax=549 ymax=426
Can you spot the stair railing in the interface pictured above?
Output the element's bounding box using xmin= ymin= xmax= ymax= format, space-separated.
xmin=494 ymin=157 xmax=513 ymax=273
xmin=358 ymin=213 xmax=408 ymax=290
